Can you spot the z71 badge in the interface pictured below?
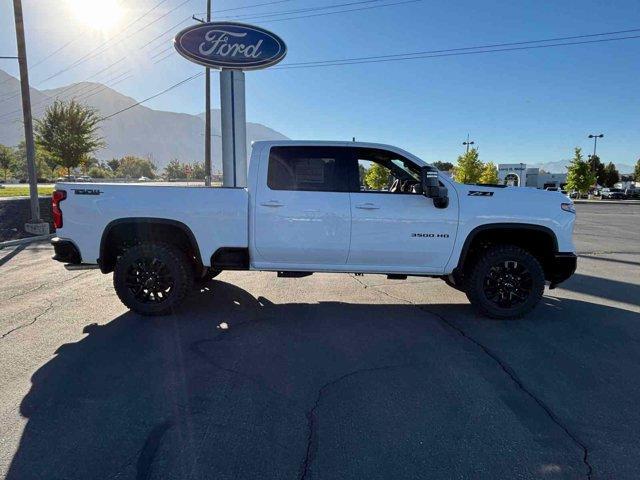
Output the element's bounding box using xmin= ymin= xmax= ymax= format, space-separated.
xmin=468 ymin=191 xmax=494 ymax=196
xmin=72 ymin=188 xmax=102 ymax=195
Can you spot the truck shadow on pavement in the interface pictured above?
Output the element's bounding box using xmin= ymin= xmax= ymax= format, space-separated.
xmin=6 ymin=280 xmax=640 ymax=480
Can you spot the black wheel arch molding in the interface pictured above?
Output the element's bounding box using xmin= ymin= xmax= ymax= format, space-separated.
xmin=451 ymin=222 xmax=577 ymax=287
xmin=98 ymin=217 xmax=203 ymax=273
xmin=456 ymin=223 xmax=559 ymax=270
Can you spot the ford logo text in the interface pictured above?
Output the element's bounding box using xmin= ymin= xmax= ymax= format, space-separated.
xmin=174 ymin=22 xmax=287 ymax=70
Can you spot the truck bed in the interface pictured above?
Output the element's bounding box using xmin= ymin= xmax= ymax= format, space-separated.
xmin=54 ymin=183 xmax=248 ymax=266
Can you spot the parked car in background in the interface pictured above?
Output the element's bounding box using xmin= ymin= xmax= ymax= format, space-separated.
xmin=138 ymin=176 xmax=150 ymax=182
xmin=77 ymin=176 xmax=93 ymax=183
xmin=624 ymin=188 xmax=640 ymax=199
xmin=601 ymin=188 xmax=626 ymax=200
xmin=56 ymin=175 xmax=76 ymax=182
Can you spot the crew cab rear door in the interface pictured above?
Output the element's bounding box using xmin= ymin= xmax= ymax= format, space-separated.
xmin=252 ymin=146 xmax=352 ymax=267
xmin=345 ymin=148 xmax=458 ymax=274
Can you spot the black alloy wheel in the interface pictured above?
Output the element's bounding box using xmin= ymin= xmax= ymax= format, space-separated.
xmin=482 ymin=260 xmax=533 ymax=309
xmin=465 ymin=245 xmax=545 ymax=319
xmin=113 ymin=243 xmax=193 ymax=316
xmin=125 ymin=257 xmax=174 ymax=304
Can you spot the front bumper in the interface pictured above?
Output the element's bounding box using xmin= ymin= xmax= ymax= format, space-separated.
xmin=51 ymin=237 xmax=82 ymax=264
xmin=548 ymin=252 xmax=577 ymax=288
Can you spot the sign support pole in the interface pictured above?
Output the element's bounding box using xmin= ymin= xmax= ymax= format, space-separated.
xmin=220 ymin=69 xmax=247 ymax=188
xmin=204 ymin=0 xmax=211 ymax=187
xmin=12 ymin=0 xmax=48 ymax=235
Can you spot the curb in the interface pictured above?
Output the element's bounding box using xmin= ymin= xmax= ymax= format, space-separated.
xmin=574 ymin=200 xmax=640 ymax=205
xmin=0 ymin=234 xmax=54 ymax=250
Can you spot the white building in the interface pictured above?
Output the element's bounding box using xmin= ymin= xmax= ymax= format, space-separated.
xmin=498 ymin=163 xmax=567 ymax=189
xmin=498 ymin=164 xmax=527 ymax=187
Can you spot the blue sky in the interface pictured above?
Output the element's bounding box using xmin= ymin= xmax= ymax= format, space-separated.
xmin=1 ymin=0 xmax=639 ymax=169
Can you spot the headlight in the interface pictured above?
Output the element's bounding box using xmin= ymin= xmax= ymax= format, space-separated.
xmin=561 ymin=203 xmax=576 ymax=214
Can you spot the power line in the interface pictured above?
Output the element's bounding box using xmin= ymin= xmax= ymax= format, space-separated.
xmin=278 ymin=26 xmax=640 ymax=68
xmin=217 ymin=0 xmax=387 ymax=20
xmin=36 ymin=0 xmax=173 ymax=86
xmin=101 ymin=71 xmax=204 ymax=120
xmin=273 ymin=31 xmax=640 ymax=69
xmin=240 ymin=0 xmax=422 ymax=23
xmin=195 ymin=0 xmax=294 ymax=15
xmin=38 ymin=0 xmax=192 ymax=86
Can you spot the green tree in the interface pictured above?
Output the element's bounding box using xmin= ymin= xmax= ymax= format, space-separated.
xmin=565 ymin=147 xmax=596 ymax=194
xmin=634 ymin=158 xmax=640 ymax=181
xmin=587 ymin=154 xmax=606 ymax=186
xmin=453 ymin=148 xmax=483 ymax=184
xmin=13 ymin=141 xmax=51 ymax=181
xmin=35 ymin=99 xmax=104 ymax=176
xmin=432 ymin=161 xmax=454 ymax=172
xmin=87 ymin=165 xmax=113 ymax=178
xmin=164 ymin=159 xmax=186 ymax=180
xmin=602 ymin=162 xmax=619 ymax=187
xmin=479 ymin=162 xmax=499 ymax=184
xmin=190 ymin=162 xmax=205 ymax=180
xmin=364 ymin=163 xmax=391 ymax=190
xmin=0 ymin=144 xmax=13 ymax=181
xmin=107 ymin=158 xmax=120 ymax=172
xmin=116 ymin=155 xmax=157 ymax=179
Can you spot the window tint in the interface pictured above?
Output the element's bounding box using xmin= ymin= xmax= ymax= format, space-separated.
xmin=267 ymin=146 xmax=350 ymax=192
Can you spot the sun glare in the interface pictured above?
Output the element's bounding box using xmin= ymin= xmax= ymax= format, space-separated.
xmin=68 ymin=0 xmax=124 ymax=31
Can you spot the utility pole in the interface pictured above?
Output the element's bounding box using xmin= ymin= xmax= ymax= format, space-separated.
xmin=463 ymin=134 xmax=475 ymax=153
xmin=204 ymin=0 xmax=212 ymax=187
xmin=12 ymin=0 xmax=47 ymax=235
xmin=588 ymin=133 xmax=603 ymax=158
xmin=193 ymin=3 xmax=212 ymax=187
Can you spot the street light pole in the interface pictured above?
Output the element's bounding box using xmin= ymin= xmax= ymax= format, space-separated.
xmin=204 ymin=0 xmax=212 ymax=187
xmin=12 ymin=0 xmax=47 ymax=235
xmin=462 ymin=134 xmax=475 ymax=153
xmin=588 ymin=133 xmax=604 ymax=158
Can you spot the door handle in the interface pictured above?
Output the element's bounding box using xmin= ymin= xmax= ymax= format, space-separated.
xmin=260 ymin=200 xmax=284 ymax=207
xmin=355 ymin=203 xmax=380 ymax=210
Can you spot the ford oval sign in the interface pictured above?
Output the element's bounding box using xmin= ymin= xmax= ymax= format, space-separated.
xmin=174 ymin=22 xmax=286 ymax=70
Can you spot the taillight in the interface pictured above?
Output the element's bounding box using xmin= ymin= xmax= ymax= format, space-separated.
xmin=52 ymin=190 xmax=66 ymax=229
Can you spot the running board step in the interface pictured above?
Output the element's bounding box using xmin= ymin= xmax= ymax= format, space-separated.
xmin=387 ymin=274 xmax=407 ymax=280
xmin=277 ymin=271 xmax=313 ymax=278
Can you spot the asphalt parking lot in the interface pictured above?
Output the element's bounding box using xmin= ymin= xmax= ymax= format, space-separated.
xmin=1 ymin=203 xmax=639 ymax=480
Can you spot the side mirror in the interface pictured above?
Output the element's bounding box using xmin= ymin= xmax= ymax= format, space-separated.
xmin=421 ymin=166 xmax=449 ymax=209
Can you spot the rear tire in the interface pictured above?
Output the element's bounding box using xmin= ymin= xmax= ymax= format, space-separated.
xmin=113 ymin=243 xmax=193 ymax=316
xmin=465 ymin=245 xmax=545 ymax=319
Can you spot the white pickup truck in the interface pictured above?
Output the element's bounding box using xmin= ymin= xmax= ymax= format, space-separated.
xmin=51 ymin=141 xmax=577 ymax=319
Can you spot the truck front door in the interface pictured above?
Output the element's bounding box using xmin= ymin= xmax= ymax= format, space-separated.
xmin=346 ymin=148 xmax=458 ymax=273
xmin=252 ymin=146 xmax=352 ymax=267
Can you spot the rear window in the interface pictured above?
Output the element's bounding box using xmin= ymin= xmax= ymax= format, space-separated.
xmin=267 ymin=146 xmax=350 ymax=192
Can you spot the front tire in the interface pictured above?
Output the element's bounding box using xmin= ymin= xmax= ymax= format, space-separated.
xmin=113 ymin=243 xmax=193 ymax=316
xmin=465 ymin=245 xmax=545 ymax=319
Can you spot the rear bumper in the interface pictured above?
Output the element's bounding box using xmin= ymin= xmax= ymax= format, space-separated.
xmin=51 ymin=237 xmax=82 ymax=264
xmin=548 ymin=252 xmax=577 ymax=288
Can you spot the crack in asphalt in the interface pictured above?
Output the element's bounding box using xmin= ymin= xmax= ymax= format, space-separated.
xmin=136 ymin=419 xmax=174 ymax=480
xmin=0 ymin=300 xmax=54 ymax=339
xmin=3 ymin=271 xmax=92 ymax=301
xmin=348 ymin=275 xmax=594 ymax=480
xmin=298 ymin=362 xmax=420 ymax=480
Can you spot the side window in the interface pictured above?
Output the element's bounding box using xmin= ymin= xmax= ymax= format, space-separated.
xmin=355 ymin=148 xmax=422 ymax=194
xmin=267 ymin=146 xmax=350 ymax=192
xmin=358 ymin=159 xmax=392 ymax=192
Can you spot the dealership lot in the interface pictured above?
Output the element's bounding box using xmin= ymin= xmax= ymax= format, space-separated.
xmin=0 ymin=203 xmax=639 ymax=479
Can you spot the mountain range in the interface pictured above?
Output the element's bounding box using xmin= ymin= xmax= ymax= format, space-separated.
xmin=0 ymin=69 xmax=288 ymax=171
xmin=532 ymin=159 xmax=635 ymax=175
xmin=1 ymin=69 xmax=635 ymax=174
